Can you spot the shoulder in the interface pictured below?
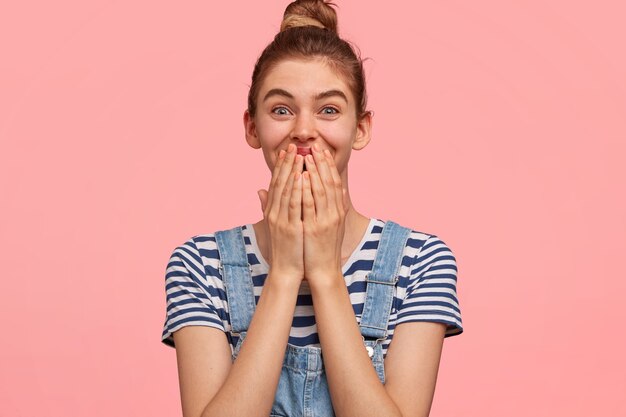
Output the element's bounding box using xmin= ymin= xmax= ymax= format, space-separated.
xmin=376 ymin=220 xmax=458 ymax=289
xmin=167 ymin=223 xmax=256 ymax=276
xmin=375 ymin=218 xmax=455 ymax=261
xmin=166 ymin=231 xmax=222 ymax=285
xmin=170 ymin=225 xmax=247 ymax=259
xmin=168 ymin=234 xmax=213 ymax=267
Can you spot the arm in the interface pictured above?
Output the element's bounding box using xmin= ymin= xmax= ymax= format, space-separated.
xmin=174 ymin=272 xmax=300 ymax=417
xmin=310 ymin=275 xmax=447 ymax=417
xmin=383 ymin=321 xmax=446 ymax=417
xmin=309 ymin=275 xmax=403 ymax=417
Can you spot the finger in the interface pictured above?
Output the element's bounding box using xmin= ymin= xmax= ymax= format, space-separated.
xmin=280 ymin=154 xmax=303 ymax=218
xmin=312 ymin=146 xmax=337 ymax=213
xmin=271 ymin=144 xmax=297 ymax=214
xmin=302 ymin=171 xmax=315 ymax=221
xmin=289 ymin=158 xmax=304 ymax=223
xmin=304 ymin=153 xmax=327 ymax=213
xmin=322 ymin=149 xmax=344 ymax=214
xmin=266 ymin=149 xmax=287 ymax=214
xmin=257 ymin=189 xmax=267 ymax=212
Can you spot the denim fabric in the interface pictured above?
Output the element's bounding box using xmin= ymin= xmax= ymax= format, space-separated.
xmin=215 ymin=220 xmax=411 ymax=417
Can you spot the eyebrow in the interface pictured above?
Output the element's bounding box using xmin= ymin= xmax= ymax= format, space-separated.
xmin=262 ymin=88 xmax=348 ymax=103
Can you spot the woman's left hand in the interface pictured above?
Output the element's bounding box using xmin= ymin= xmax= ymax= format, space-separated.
xmin=302 ymin=144 xmax=349 ymax=285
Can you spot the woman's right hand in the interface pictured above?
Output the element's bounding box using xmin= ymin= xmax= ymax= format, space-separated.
xmin=257 ymin=143 xmax=305 ymax=285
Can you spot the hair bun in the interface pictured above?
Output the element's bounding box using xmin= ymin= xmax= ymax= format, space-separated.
xmin=280 ymin=0 xmax=338 ymax=34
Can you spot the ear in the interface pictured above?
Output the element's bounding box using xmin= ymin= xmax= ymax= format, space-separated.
xmin=244 ymin=109 xmax=261 ymax=149
xmin=352 ymin=110 xmax=373 ymax=151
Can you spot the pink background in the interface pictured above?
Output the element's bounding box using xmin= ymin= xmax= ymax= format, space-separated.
xmin=1 ymin=1 xmax=625 ymax=416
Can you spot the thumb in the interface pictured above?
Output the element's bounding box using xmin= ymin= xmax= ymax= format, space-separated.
xmin=257 ymin=189 xmax=267 ymax=212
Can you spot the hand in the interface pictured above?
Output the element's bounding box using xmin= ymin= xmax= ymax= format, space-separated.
xmin=257 ymin=143 xmax=305 ymax=286
xmin=301 ymin=144 xmax=350 ymax=284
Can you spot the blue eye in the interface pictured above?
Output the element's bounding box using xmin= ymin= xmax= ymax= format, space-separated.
xmin=272 ymin=107 xmax=290 ymax=115
xmin=321 ymin=107 xmax=339 ymax=114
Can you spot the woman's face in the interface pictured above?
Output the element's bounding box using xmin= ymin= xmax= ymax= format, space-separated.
xmin=244 ymin=58 xmax=371 ymax=177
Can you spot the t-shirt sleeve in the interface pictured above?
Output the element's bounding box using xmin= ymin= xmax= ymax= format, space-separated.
xmin=396 ymin=235 xmax=463 ymax=337
xmin=161 ymin=237 xmax=226 ymax=348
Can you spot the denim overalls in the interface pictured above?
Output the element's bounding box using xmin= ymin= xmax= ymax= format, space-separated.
xmin=214 ymin=220 xmax=411 ymax=417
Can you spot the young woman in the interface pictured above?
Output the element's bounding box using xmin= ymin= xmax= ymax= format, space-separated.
xmin=161 ymin=1 xmax=463 ymax=416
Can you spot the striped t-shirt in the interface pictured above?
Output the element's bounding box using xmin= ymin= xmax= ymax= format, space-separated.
xmin=161 ymin=218 xmax=463 ymax=358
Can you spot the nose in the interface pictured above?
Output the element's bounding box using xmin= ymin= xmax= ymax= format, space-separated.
xmin=289 ymin=112 xmax=317 ymax=142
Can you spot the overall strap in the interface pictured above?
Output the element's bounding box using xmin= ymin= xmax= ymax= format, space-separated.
xmin=359 ymin=220 xmax=412 ymax=340
xmin=214 ymin=226 xmax=255 ymax=335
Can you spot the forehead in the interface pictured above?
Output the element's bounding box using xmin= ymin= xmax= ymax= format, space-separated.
xmin=260 ymin=58 xmax=353 ymax=101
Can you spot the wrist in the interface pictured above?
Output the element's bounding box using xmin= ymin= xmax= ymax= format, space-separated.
xmin=266 ymin=268 xmax=304 ymax=291
xmin=307 ymin=270 xmax=344 ymax=291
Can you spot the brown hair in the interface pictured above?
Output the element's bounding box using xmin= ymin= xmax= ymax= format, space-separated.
xmin=247 ymin=0 xmax=368 ymax=120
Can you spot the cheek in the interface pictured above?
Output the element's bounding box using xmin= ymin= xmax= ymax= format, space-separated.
xmin=318 ymin=122 xmax=357 ymax=147
xmin=256 ymin=117 xmax=289 ymax=139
